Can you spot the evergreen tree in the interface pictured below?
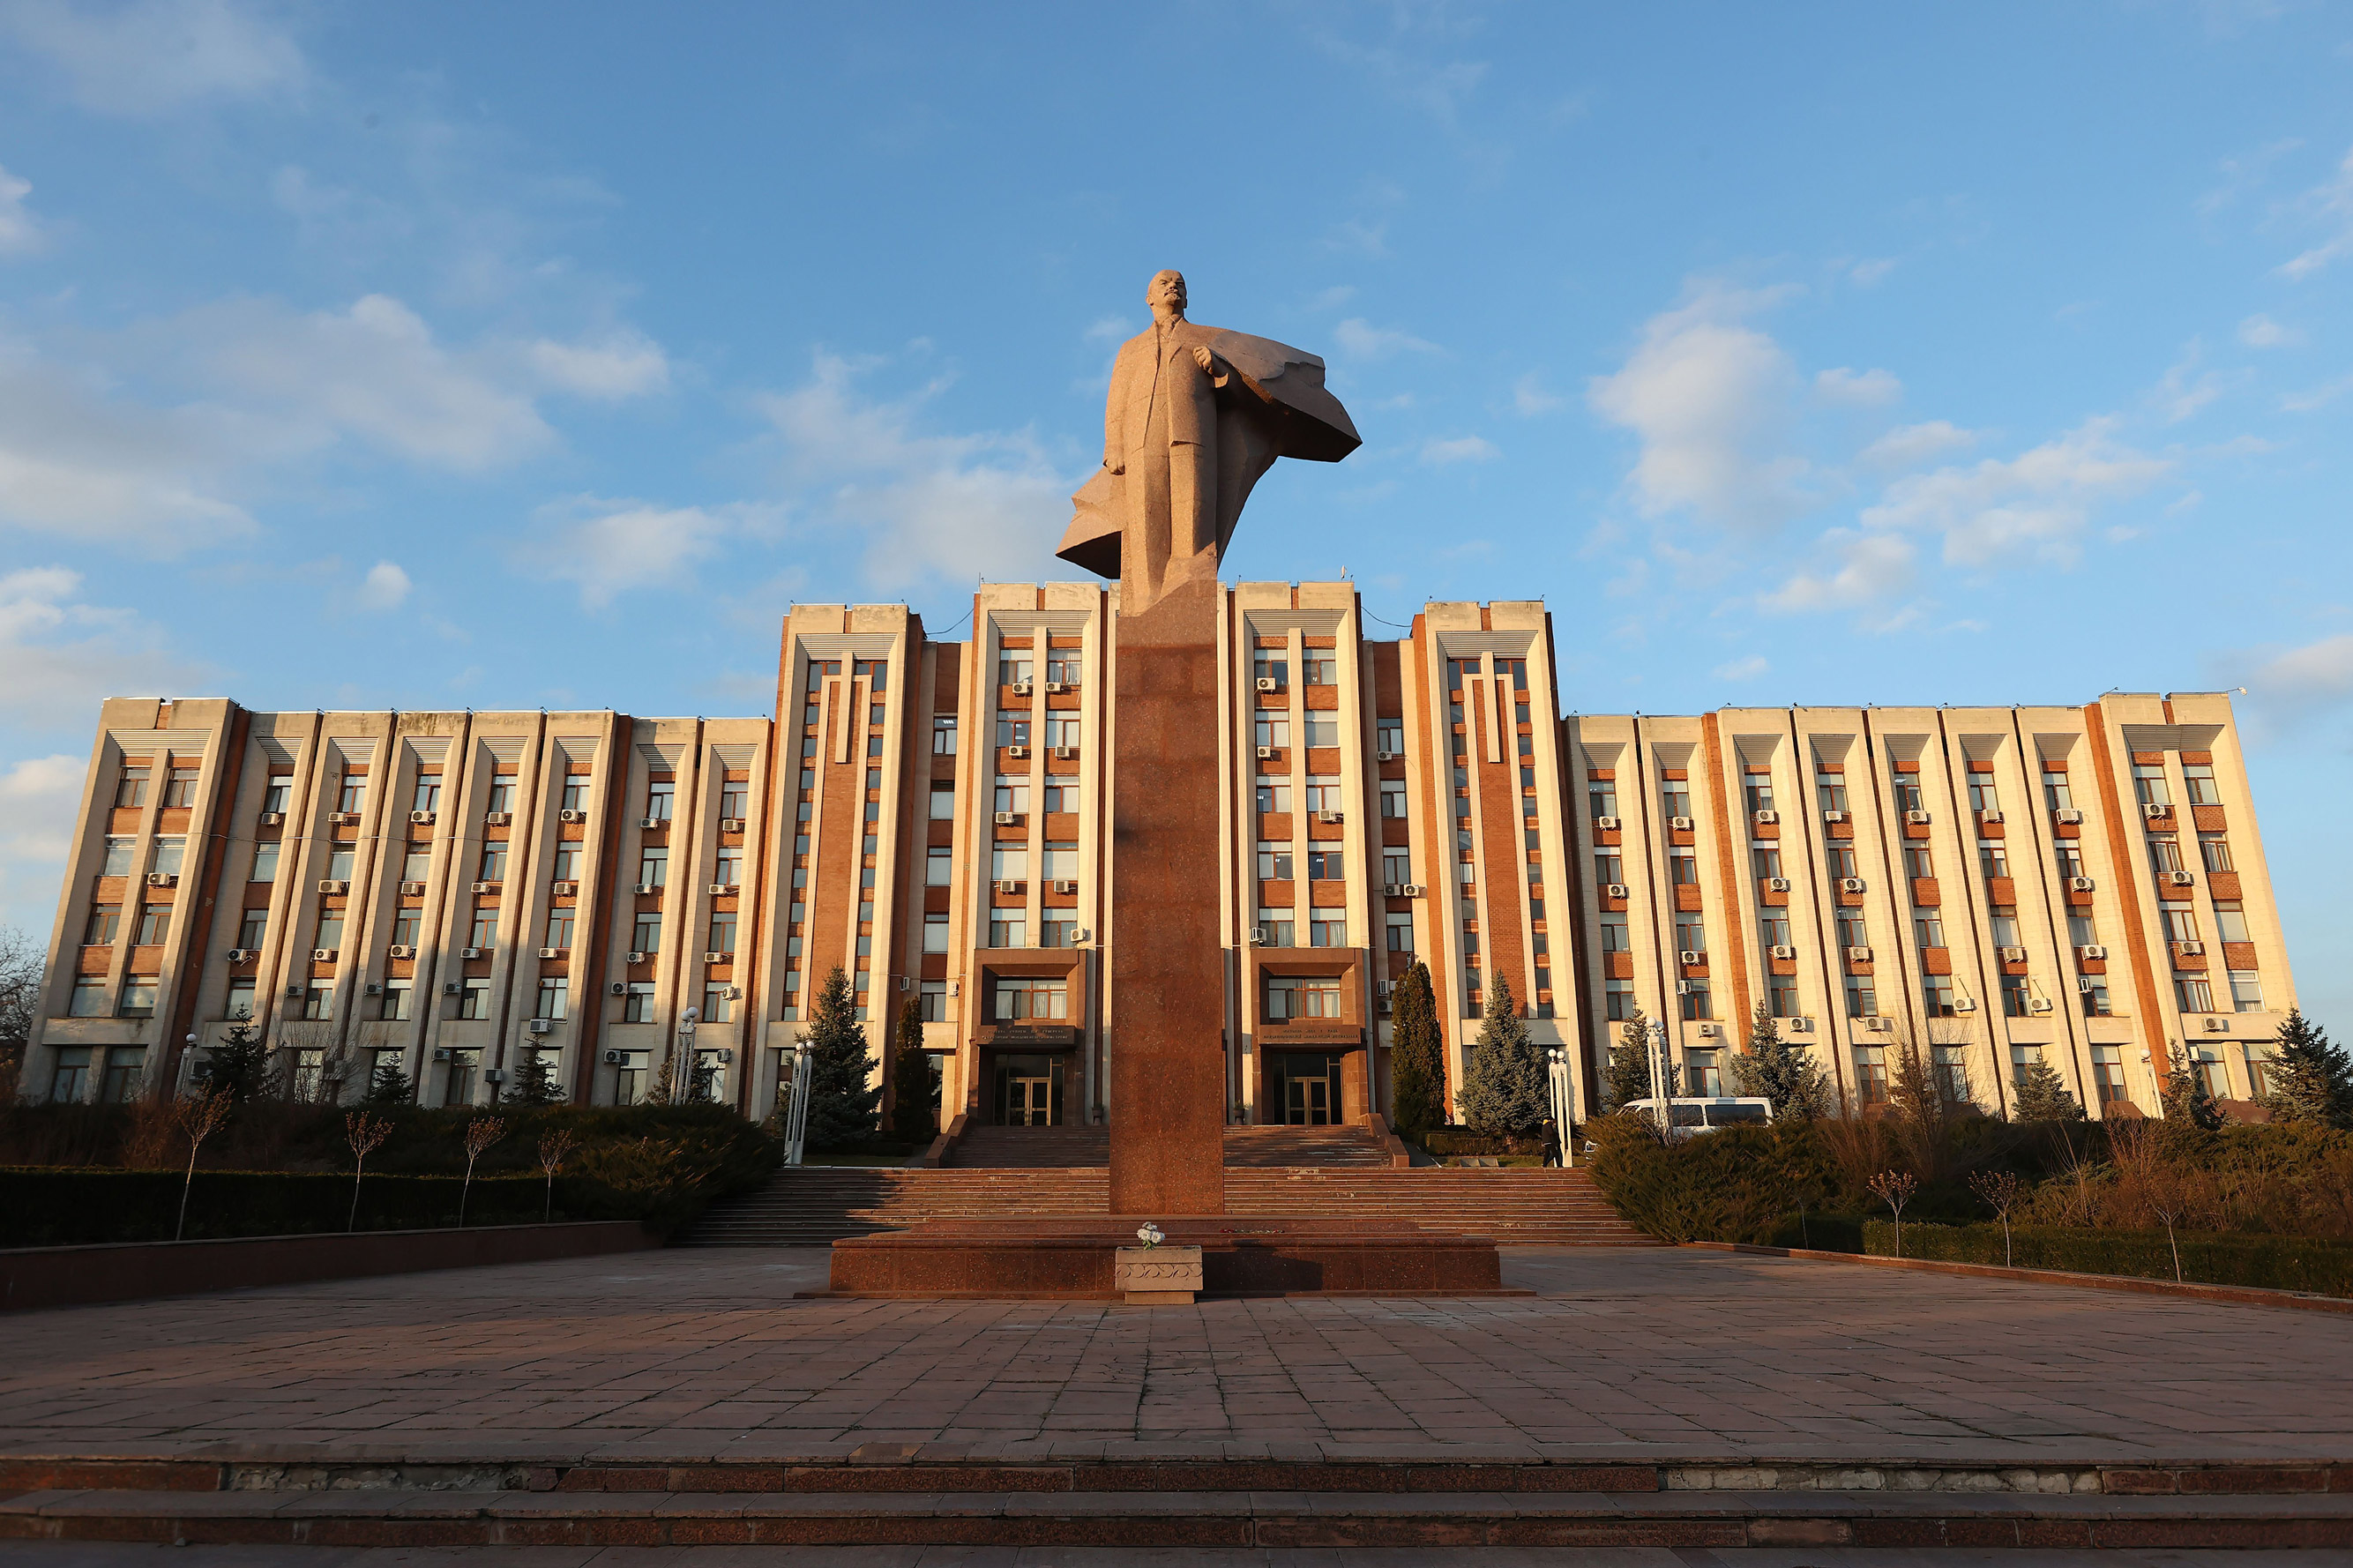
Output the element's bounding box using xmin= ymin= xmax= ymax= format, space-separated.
xmin=1730 ymin=999 xmax=1831 ymax=1119
xmin=802 ymin=967 xmax=881 ymax=1152
xmin=1604 ymin=1006 xmax=1677 ymax=1109
xmin=361 ymin=1056 xmax=415 ymax=1107
xmin=198 ymin=1021 xmax=275 ymax=1102
xmin=504 ymin=1046 xmax=563 ymax=1107
xmin=1386 ymin=960 xmax=1446 ymax=1137
xmin=890 ymin=996 xmax=937 ymax=1143
xmin=1456 ymin=974 xmax=1549 ymax=1135
xmin=2160 ymin=1041 xmax=2225 ymax=1131
xmin=2008 ymin=1058 xmax=2085 ymax=1122
xmin=2264 ymin=1008 xmax=2352 ymax=1129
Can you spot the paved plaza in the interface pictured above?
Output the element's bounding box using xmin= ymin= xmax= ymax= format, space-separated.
xmin=6 ymin=1247 xmax=2351 ymax=1467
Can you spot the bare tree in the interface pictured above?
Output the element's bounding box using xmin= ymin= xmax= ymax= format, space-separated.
xmin=0 ymin=922 xmax=39 ymax=1094
xmin=539 ymin=1128 xmax=578 ymax=1223
xmin=344 ymin=1113 xmax=393 ymax=1231
xmin=172 ymin=1086 xmax=234 ymax=1242
xmin=459 ymin=1116 xmax=506 ymax=1226
xmin=1869 ymin=1169 xmax=1918 ymax=1258
xmin=1968 ymin=1169 xmax=2024 ymax=1267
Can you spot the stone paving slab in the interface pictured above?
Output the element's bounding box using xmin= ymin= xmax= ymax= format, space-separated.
xmin=0 ymin=1247 xmax=2349 ymax=1467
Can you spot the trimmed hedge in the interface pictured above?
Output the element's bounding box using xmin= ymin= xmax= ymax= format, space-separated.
xmin=0 ymin=1169 xmax=627 ymax=1249
xmin=1862 ymin=1221 xmax=2353 ymax=1298
xmin=1419 ymin=1128 xmax=1549 ymax=1157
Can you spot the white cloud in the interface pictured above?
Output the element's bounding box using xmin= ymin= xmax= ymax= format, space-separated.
xmin=1511 ymin=371 xmax=1563 ymax=416
xmin=527 ymin=331 xmax=670 ymax=399
xmin=2237 ymin=314 xmax=2301 ymax=348
xmin=1332 ymin=317 xmax=1441 ymax=361
xmin=0 ymin=162 xmax=44 ymax=254
xmin=0 ymin=751 xmax=84 ymax=931
xmin=2225 ymin=631 xmax=2353 ymax=737
xmin=357 ymin=560 xmax=410 ymax=611
xmin=1421 ymin=435 xmax=1498 ymax=465
xmin=1761 ymin=531 xmax=1917 ymax=615
xmin=1848 ymin=258 xmax=1897 ymax=287
xmin=1861 ymin=418 xmax=2170 ymax=571
xmin=1587 ymin=281 xmax=1811 ymax=531
xmin=0 ymin=565 xmax=209 ymax=728
xmin=1713 ymin=654 xmax=1768 ymax=680
xmin=757 ymin=354 xmax=1072 ymax=589
xmin=526 ymin=497 xmax=773 ymax=609
xmin=1859 ymin=420 xmax=1977 ymax=470
xmin=2 ymin=0 xmax=307 ymax=116
xmin=2282 ymin=373 xmax=2353 ymax=413
xmin=2277 ymin=145 xmax=2353 ymax=280
xmin=2150 ymin=344 xmax=2231 ymax=423
xmin=1815 ymin=366 xmax=1901 ymax=407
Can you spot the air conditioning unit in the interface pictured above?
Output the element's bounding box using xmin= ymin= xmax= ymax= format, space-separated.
xmin=2069 ymin=876 xmax=2095 ymax=892
xmin=2080 ymin=944 xmax=2107 ymax=959
xmin=1051 ymin=745 xmax=1079 ymax=760
xmin=2168 ymin=870 xmax=2195 ymax=887
xmin=2077 ymin=977 xmax=2096 ymax=993
xmin=707 ymin=883 xmax=736 ymax=896
xmin=311 ymin=947 xmax=336 ymax=961
xmin=1255 ymin=745 xmax=1275 ymax=761
xmin=602 ymin=1049 xmax=624 ymax=1064
xmin=485 ymin=811 xmax=512 ymax=826
xmin=2028 ymin=998 xmax=2053 ymax=1014
xmin=1044 ymin=680 xmax=1065 ymax=694
xmin=1383 ymin=882 xmax=1406 ymax=896
xmin=227 ymin=948 xmax=255 ymax=962
xmin=400 ymin=880 xmax=427 ymax=896
xmin=1604 ymin=883 xmax=1628 ymax=899
xmin=640 ymin=817 xmax=666 ymax=830
xmin=1006 ymin=744 xmax=1031 ymax=759
xmin=364 ymin=982 xmax=381 ymax=996
xmin=526 ymin=1017 xmax=552 ymax=1035
xmin=1248 ymin=926 xmax=1267 ymax=945
xmin=408 ymin=810 xmax=436 ymax=825
xmin=996 ymin=879 xmax=1024 ymax=894
xmin=1866 ymin=1015 xmax=1892 ymax=1032
xmin=462 ymin=946 xmax=484 ymax=959
xmin=1787 ymin=1017 xmax=1813 ymax=1034
xmin=1953 ymin=997 xmax=1977 ymax=1012
xmin=1399 ymin=884 xmax=1423 ymax=897
xmin=557 ymin=809 xmax=586 ymax=824
xmin=1840 ymin=877 xmax=1865 ymax=893
xmin=485 ymin=1066 xmax=509 ymax=1081
xmin=2177 ymin=938 xmax=2205 ymax=955
xmin=637 ymin=882 xmax=661 ymax=895
xmin=713 ymin=1048 xmax=735 ymax=1064
xmin=1847 ymin=945 xmax=1872 ymax=962
xmin=1668 ymin=815 xmax=1694 ymax=830
xmin=1754 ymin=809 xmax=1778 ymax=825
xmin=1767 ymin=877 xmax=1791 ymax=892
xmin=1904 ymin=809 xmax=1931 ymax=825
xmin=626 ymin=949 xmax=647 ymax=964
xmin=1255 ymin=676 xmax=1278 ymax=692
xmin=146 ymin=871 xmax=177 ymax=888
xmin=2203 ymin=1016 xmax=2230 ymax=1033
xmin=285 ymin=983 xmax=303 ymax=998
xmin=697 ymin=949 xmax=723 ymax=964
xmin=2143 ymin=802 xmax=2170 ymax=821
xmin=1012 ymin=680 xmax=1033 ymax=696
xmin=432 ymin=1047 xmax=452 ymax=1061
xmin=538 ymin=945 xmax=563 ymax=959
xmin=1675 ymin=981 xmax=1692 ymax=995
xmin=1071 ymin=927 xmax=1090 ymax=942
xmin=1376 ymin=749 xmax=1401 ymax=763
xmin=2056 ymin=808 xmax=2084 ymax=825
xmin=387 ymin=945 xmax=415 ymax=959
xmin=259 ymin=810 xmax=284 ymax=827
xmin=1678 ymin=949 xmax=1701 ymax=965
xmin=1595 ymin=815 xmax=1619 ymax=831
xmin=317 ymin=879 xmax=347 ymax=894
xmin=552 ymin=881 xmax=579 ymax=897
xmin=1768 ymin=944 xmax=1796 ymax=960
xmin=992 ymin=811 xmax=1020 ymax=826
xmin=442 ymin=981 xmax=461 ymax=997
xmin=1998 ymin=945 xmax=2028 ymax=962
xmin=328 ymin=811 xmax=359 ymax=826
xmin=1822 ymin=809 xmax=1847 ymax=823
xmin=1052 ymin=879 xmax=1079 ymax=893
xmin=720 ymin=818 xmax=746 ymax=833
xmin=1980 ymin=809 xmax=2004 ymax=824
xmin=471 ymin=880 xmax=496 ymax=893
xmin=1316 ymin=810 xmax=1343 ymax=825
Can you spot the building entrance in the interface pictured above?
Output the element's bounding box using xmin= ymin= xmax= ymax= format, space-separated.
xmin=1274 ymin=1053 xmax=1344 ymax=1126
xmin=991 ymin=1053 xmax=1068 ymax=1125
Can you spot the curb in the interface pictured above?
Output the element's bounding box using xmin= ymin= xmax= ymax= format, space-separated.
xmin=1682 ymin=1240 xmax=2353 ymax=1315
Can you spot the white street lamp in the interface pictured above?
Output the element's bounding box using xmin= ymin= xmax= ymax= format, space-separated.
xmin=672 ymin=1005 xmax=698 ymax=1101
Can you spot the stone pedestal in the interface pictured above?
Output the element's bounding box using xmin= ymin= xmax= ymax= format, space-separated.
xmin=1106 ymin=576 xmax=1227 ymax=1214
xmin=1115 ymin=1244 xmax=1203 ymax=1304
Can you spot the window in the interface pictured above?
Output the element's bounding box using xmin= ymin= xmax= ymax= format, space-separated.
xmin=1909 ymin=911 xmax=1944 ymax=949
xmin=1369 ymin=778 xmax=1403 ymax=819
xmin=1815 ymin=773 xmax=1848 ymax=812
xmin=997 ymin=651 xmax=1034 ymax=686
xmin=262 ymin=776 xmax=292 ymax=813
xmin=1593 ymin=849 xmax=1623 ymax=886
xmin=1767 ymin=974 xmax=1800 ymax=1017
xmin=1845 ymin=977 xmax=1878 ymax=1019
xmin=1657 ymin=777 xmax=1692 ymax=818
xmin=163 ymin=767 xmax=200 ymax=809
xmin=385 ymin=906 xmax=419 ymax=948
xmin=1044 ymin=714 xmax=1082 ymax=750
xmin=529 ymin=908 xmax=567 ymax=952
xmin=1042 ymin=841 xmax=1078 ymax=880
xmin=1253 ymin=776 xmax=1292 ymax=815
xmin=1686 ymin=1049 xmax=1722 ymax=1097
xmin=153 ymin=838 xmax=185 ymax=875
xmin=1751 ymin=844 xmax=1782 ymax=879
xmin=610 ymin=981 xmax=653 ymax=1024
xmin=314 ymin=912 xmax=345 ymax=953
xmin=1301 ymin=650 xmax=1336 ymax=686
xmin=931 ymin=715 xmax=958 ymax=755
xmin=2182 ymin=763 xmax=2219 ymax=806
xmin=1265 ymin=974 xmax=1342 ymax=1020
xmin=49 ymin=1047 xmax=93 ymax=1101
xmin=1382 ymin=849 xmax=1412 ymax=885
xmin=332 ymin=773 xmax=363 ymax=813
xmin=2213 ymin=901 xmax=2251 ymax=944
xmin=2161 ymin=904 xmax=2199 ymax=945
xmin=1826 ymin=846 xmax=1858 ymax=881
xmin=1254 ymin=716 xmax=1291 ymax=750
xmin=83 ymin=904 xmax=120 ymax=945
xmin=1902 ymin=846 xmax=1934 ymax=879
xmin=379 ymin=982 xmax=411 ymax=1022
xmin=233 ymin=907 xmax=266 ymax=947
xmin=916 ymin=979 xmax=946 ymax=1022
xmin=1252 ymin=649 xmax=1289 ymax=688
xmin=620 ymin=911 xmax=656 ymax=957
xmin=1257 ymin=907 xmax=1295 ymax=947
xmin=1377 ymin=719 xmax=1403 ymax=754
xmin=1673 ymin=914 xmax=1707 ymax=956
xmin=2132 ymin=763 xmax=2170 ymax=810
xmin=92 ymin=837 xmax=129 ymax=881
xmin=993 ymin=977 xmax=1067 ymax=1021
xmin=1923 ymin=974 xmax=1957 ymax=1018
xmin=1042 ymin=648 xmax=1083 ymax=686
xmin=2176 ymin=976 xmax=2215 ymax=1012
xmin=114 ymin=767 xmax=151 ymax=808
xmin=706 ymin=910 xmax=736 ymax=956
xmin=2080 ymin=979 xmax=2112 ymax=1017
xmin=320 ymin=845 xmax=353 ymax=884
xmin=915 ymin=911 xmax=949 ymax=953
xmin=993 ymin=775 xmax=1028 ymax=815
xmin=1668 ymin=847 xmax=1699 ymax=885
xmin=224 ymin=977 xmax=254 ymax=1021
xmin=1835 ymin=908 xmax=1866 ymax=949
xmin=533 ymin=976 xmax=569 ymax=1020
xmin=133 ymin=902 xmax=170 ymax=945
xmin=294 ymin=983 xmax=327 ymax=1021
xmin=478 ymin=844 xmax=507 ymax=883
xmin=2000 ymin=974 xmax=2031 ymax=1017
xmin=1040 ymin=915 xmax=1076 ymax=948
xmin=1386 ymin=912 xmax=1415 ymax=952
xmin=551 ymin=845 xmax=582 ymax=883
xmin=701 ymin=982 xmax=733 ymax=1024
xmin=2067 ymin=912 xmax=2099 ymax=948
xmin=1852 ymin=1045 xmax=1888 ymax=1105
xmin=1307 ymin=848 xmax=1343 ymax=881
xmin=409 ymin=776 xmax=442 ymax=815
xmin=2230 ymin=970 xmax=2265 ymax=1012
xmin=106 ymin=974 xmax=158 ymax=1019
xmin=1604 ymin=978 xmax=1633 ymax=1019
xmin=2245 ymin=1046 xmax=2276 ymax=1099
xmin=2054 ymin=843 xmax=2085 ymax=881
xmin=1988 ymin=911 xmax=2021 ymax=949
xmin=2040 ymin=766 xmax=2073 ymax=811
xmin=2199 ymin=834 xmax=2233 ymax=873
xmin=1588 ymin=779 xmax=1620 ymax=819
xmin=995 ymin=712 xmax=1029 ymax=747
xmin=2148 ymin=835 xmax=2184 ymax=875
xmin=1757 ymin=909 xmax=1791 ymax=948
xmin=988 ymin=912 xmax=1027 ymax=948
xmin=1308 ymin=912 xmax=1346 ymax=947
xmin=1301 ymin=715 xmax=1340 ymax=748
xmin=1743 ymin=777 xmax=1774 ymax=815
xmin=637 ymin=846 xmax=668 ymax=888
xmin=1966 ymin=775 xmax=1999 ymax=813
xmin=69 ymin=979 xmax=108 ymax=1018
xmin=402 ymin=847 xmax=431 ymax=882
xmin=713 ymin=845 xmax=743 ymax=885
xmin=707 ymin=777 xmax=744 ymax=821
xmin=1256 ymin=841 xmax=1293 ymax=881
xmin=1978 ymin=842 xmax=2009 ymax=880
xmin=1679 ymin=981 xmax=1712 ymax=1020
xmin=1890 ymin=770 xmax=1924 ymax=813
xmin=990 ymin=847 xmax=1028 ymax=884
xmin=469 ymin=909 xmax=497 ymax=949
xmin=1600 ymin=912 xmax=1631 ymax=952
xmin=458 ymin=981 xmax=490 ymax=1019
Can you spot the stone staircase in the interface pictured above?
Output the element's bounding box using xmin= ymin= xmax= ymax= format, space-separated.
xmin=1225 ymin=1167 xmax=1655 ymax=1246
xmin=683 ymin=1167 xmax=1108 ymax=1247
xmin=1221 ymin=1123 xmax=1393 ymax=1167
xmin=944 ymin=1124 xmax=1109 ymax=1167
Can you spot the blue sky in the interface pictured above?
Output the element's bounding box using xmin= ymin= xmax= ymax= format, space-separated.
xmin=2 ymin=2 xmax=2350 ymax=1019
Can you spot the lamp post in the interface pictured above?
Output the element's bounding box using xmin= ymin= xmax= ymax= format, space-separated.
xmin=1647 ymin=1017 xmax=1671 ymax=1134
xmin=780 ymin=1039 xmax=814 ymax=1167
xmin=1544 ymin=1044 xmax=1573 ymax=1167
xmin=671 ymin=1006 xmax=698 ymax=1102
xmin=176 ymin=1033 xmax=198 ymax=1099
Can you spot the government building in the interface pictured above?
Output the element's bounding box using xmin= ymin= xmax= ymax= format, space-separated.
xmin=18 ymin=582 xmax=2297 ymax=1126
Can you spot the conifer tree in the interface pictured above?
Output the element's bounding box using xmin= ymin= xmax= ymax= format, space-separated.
xmin=2265 ymin=1008 xmax=2352 ymax=1129
xmin=890 ymin=995 xmax=937 ymax=1143
xmin=1730 ymin=999 xmax=1830 ymax=1119
xmin=1456 ymin=974 xmax=1549 ymax=1135
xmin=362 ymin=1055 xmax=415 ymax=1107
xmin=2161 ymin=1040 xmax=2225 ymax=1131
xmin=199 ymin=1020 xmax=275 ymax=1102
xmin=1386 ymin=960 xmax=1445 ymax=1137
xmin=504 ymin=1046 xmax=563 ymax=1107
xmin=2008 ymin=1058 xmax=2085 ymax=1122
xmin=802 ymin=966 xmax=881 ymax=1151
xmin=1604 ymin=1005 xmax=1677 ymax=1109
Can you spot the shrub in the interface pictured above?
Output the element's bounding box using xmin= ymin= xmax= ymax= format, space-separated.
xmin=1387 ymin=962 xmax=1445 ymax=1139
xmin=1863 ymin=1221 xmax=2353 ymax=1298
xmin=0 ymin=1169 xmax=629 ymax=1248
xmin=1585 ymin=1114 xmax=1843 ymax=1244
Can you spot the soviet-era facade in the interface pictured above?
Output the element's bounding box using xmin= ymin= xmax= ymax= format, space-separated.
xmin=19 ymin=584 xmax=2297 ymax=1127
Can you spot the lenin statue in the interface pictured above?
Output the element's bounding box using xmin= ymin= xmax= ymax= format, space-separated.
xmin=1057 ymin=271 xmax=1360 ymax=615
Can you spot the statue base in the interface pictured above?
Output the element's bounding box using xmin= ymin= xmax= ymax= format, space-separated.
xmin=817 ymin=1217 xmax=1520 ymax=1299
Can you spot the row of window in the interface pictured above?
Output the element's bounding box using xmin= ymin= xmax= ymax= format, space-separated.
xmin=1593 ymin=759 xmax=2224 ymax=825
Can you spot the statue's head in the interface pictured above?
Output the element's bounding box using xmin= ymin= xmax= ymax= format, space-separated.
xmin=1147 ymin=270 xmax=1187 ymax=317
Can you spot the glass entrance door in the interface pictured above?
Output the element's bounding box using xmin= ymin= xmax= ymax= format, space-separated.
xmin=1008 ymin=1075 xmax=1053 ymax=1125
xmin=1277 ymin=1053 xmax=1344 ymax=1125
xmin=991 ymin=1053 xmax=1067 ymax=1125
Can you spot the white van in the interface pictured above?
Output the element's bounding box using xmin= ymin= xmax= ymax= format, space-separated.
xmin=1619 ymin=1096 xmax=1774 ymax=1138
